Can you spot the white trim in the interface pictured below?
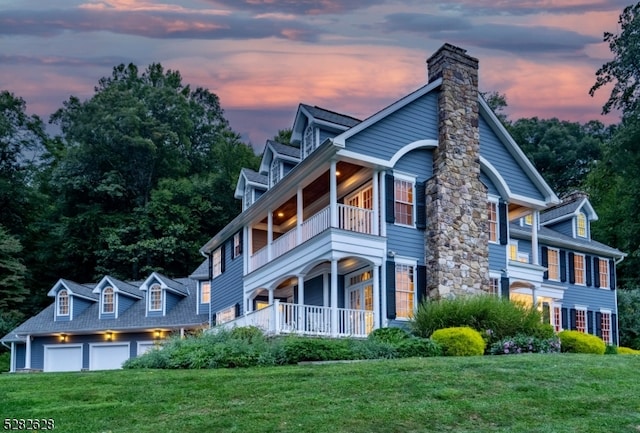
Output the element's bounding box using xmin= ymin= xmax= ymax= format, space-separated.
xmin=487 ymin=197 xmax=499 ymax=245
xmin=392 ymin=172 xmax=416 ymax=228
xmin=10 ymin=341 xmax=15 ymax=373
xmin=546 ymin=247 xmax=561 ymax=282
xmin=573 ymin=252 xmax=586 ymax=286
xmin=101 ymin=287 xmax=116 ymax=315
xmin=389 ymin=139 xmax=438 ymax=166
xmin=597 ymin=257 xmax=610 ymax=289
xmin=392 ymin=256 xmax=418 ymax=321
xmin=89 ymin=342 xmax=131 ymax=371
xmin=148 ymin=283 xmax=163 ymax=312
xmin=43 ymin=344 xmax=83 ymax=372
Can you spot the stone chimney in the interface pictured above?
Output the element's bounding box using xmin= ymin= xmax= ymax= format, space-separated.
xmin=424 ymin=43 xmax=490 ymax=299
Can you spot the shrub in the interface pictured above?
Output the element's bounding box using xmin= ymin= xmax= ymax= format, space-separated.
xmin=280 ymin=337 xmax=355 ymax=363
xmin=0 ymin=351 xmax=10 ymax=372
xmin=617 ymin=288 xmax=640 ymax=350
xmin=368 ymin=327 xmax=411 ymax=344
xmin=229 ymin=326 xmax=265 ymax=343
xmin=349 ymin=339 xmax=398 ymax=360
xmin=396 ymin=337 xmax=442 ymax=358
xmin=431 ymin=327 xmax=485 ymax=356
xmin=488 ymin=334 xmax=561 ymax=355
xmin=618 ymin=346 xmax=640 ymax=355
xmin=605 ymin=345 xmax=618 ymax=355
xmin=558 ymin=331 xmax=606 ymax=354
xmin=410 ymin=295 xmax=551 ymax=347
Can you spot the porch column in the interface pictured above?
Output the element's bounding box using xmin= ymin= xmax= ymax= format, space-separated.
xmin=373 ymin=265 xmax=381 ymax=329
xmin=330 ymin=161 xmax=338 ymax=228
xmin=330 ymin=259 xmax=339 ymax=337
xmin=297 ymin=274 xmax=305 ymax=333
xmin=532 ymin=285 xmax=538 ymax=308
xmin=25 ymin=335 xmax=31 ymax=370
xmin=268 ymin=288 xmax=274 ymax=305
xmin=247 ymin=225 xmax=253 ymax=272
xmin=243 ymin=226 xmax=249 ymax=275
xmin=296 ymin=186 xmax=303 ymax=244
xmin=372 ymin=170 xmax=380 ymax=236
xmin=531 ymin=211 xmax=539 ymax=265
xmin=323 ymin=273 xmax=329 ymax=307
xmin=267 ymin=210 xmax=273 ymax=261
xmin=10 ymin=342 xmax=15 ymax=373
xmin=379 ymin=170 xmax=387 ymax=237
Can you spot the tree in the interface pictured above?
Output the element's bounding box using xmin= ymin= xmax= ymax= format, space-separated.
xmin=590 ymin=3 xmax=640 ymax=116
xmin=481 ymin=91 xmax=509 ymax=125
xmin=272 ymin=128 xmax=292 ymax=144
xmin=617 ymin=288 xmax=640 ymax=349
xmin=0 ymin=224 xmax=28 ymax=337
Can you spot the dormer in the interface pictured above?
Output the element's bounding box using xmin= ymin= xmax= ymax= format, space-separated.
xmin=258 ymin=140 xmax=301 ymax=188
xmin=91 ymin=276 xmax=143 ymax=319
xmin=47 ymin=279 xmax=98 ymax=322
xmin=234 ymin=168 xmax=268 ymax=211
xmin=139 ymin=272 xmax=189 ymax=317
xmin=189 ymin=259 xmax=211 ymax=315
xmin=540 ymin=191 xmax=597 ymax=240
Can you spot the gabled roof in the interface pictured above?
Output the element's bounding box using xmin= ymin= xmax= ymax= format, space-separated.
xmin=268 ymin=140 xmax=300 ymax=158
xmin=139 ymin=272 xmax=189 ymax=296
xmin=300 ymin=104 xmax=361 ymax=128
xmin=47 ymin=279 xmax=98 ymax=301
xmin=541 ymin=192 xmax=597 ymax=225
xmin=258 ymin=140 xmax=301 ymax=175
xmin=242 ymin=168 xmax=268 ymax=185
xmin=1 ymin=278 xmax=208 ymax=342
xmin=189 ymin=259 xmax=209 ymax=280
xmin=291 ymin=104 xmax=361 ymax=144
xmin=92 ymin=275 xmax=143 ymax=299
xmin=234 ymin=168 xmax=268 ymax=200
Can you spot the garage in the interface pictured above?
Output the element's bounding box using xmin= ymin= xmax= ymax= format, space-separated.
xmin=137 ymin=341 xmax=157 ymax=356
xmin=89 ymin=343 xmax=130 ymax=370
xmin=43 ymin=345 xmax=83 ymax=372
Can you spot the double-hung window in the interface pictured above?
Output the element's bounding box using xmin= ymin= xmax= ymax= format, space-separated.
xmin=487 ymin=201 xmax=498 ymax=243
xmin=394 ymin=176 xmax=414 ymax=226
xmin=233 ymin=232 xmax=242 ymax=259
xmin=58 ymin=290 xmax=69 ymax=316
xmin=395 ymin=263 xmax=415 ymax=319
xmin=552 ymin=305 xmax=562 ymax=332
xmin=270 ymin=159 xmax=281 ymax=187
xmin=149 ymin=284 xmax=162 ymax=311
xmin=547 ymin=248 xmax=560 ymax=281
xmin=575 ymin=308 xmax=586 ymax=333
xmin=599 ymin=259 xmax=609 ymax=289
xmin=200 ymin=282 xmax=210 ymax=304
xmin=213 ymin=247 xmax=223 ymax=278
xmin=102 ymin=287 xmax=114 ymax=313
xmin=574 ymin=253 xmax=586 ymax=285
xmin=576 ymin=213 xmax=587 ymax=238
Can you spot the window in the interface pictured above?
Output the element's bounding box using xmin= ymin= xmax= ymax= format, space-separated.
xmin=244 ymin=187 xmax=252 ymax=210
xmin=102 ymin=287 xmax=114 ymax=313
xmin=547 ymin=248 xmax=560 ymax=281
xmin=600 ymin=312 xmax=612 ymax=344
xmin=395 ymin=264 xmax=415 ymax=319
xmin=216 ymin=305 xmax=237 ymax=325
xmin=303 ymin=125 xmax=315 ymax=157
xmin=489 ymin=277 xmax=499 ymax=296
xmin=149 ymin=284 xmax=162 ymax=311
xmin=599 ymin=259 xmax=609 ymax=289
xmin=200 ymin=282 xmax=210 ymax=304
xmin=509 ymin=242 xmax=518 ymax=261
xmin=576 ymin=213 xmax=587 ymax=238
xmin=270 ymin=159 xmax=281 ymax=187
xmin=575 ymin=309 xmax=586 ymax=333
xmin=233 ymin=232 xmax=242 ymax=259
xmin=552 ymin=306 xmax=562 ymax=332
xmin=58 ymin=290 xmax=69 ymax=316
xmin=213 ymin=247 xmax=222 ymax=278
xmin=487 ymin=202 xmax=498 ymax=242
xmin=394 ymin=178 xmax=414 ymax=226
xmin=524 ymin=214 xmax=533 ymax=226
xmin=574 ymin=253 xmax=585 ymax=285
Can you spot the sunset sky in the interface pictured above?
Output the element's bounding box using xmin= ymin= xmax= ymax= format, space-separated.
xmin=0 ymin=0 xmax=629 ymax=151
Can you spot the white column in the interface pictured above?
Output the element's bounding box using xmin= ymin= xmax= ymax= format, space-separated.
xmin=247 ymin=225 xmax=253 ymax=272
xmin=532 ymin=285 xmax=538 ymax=308
xmin=243 ymin=226 xmax=248 ymax=276
xmin=330 ymin=161 xmax=338 ymax=228
xmin=10 ymin=342 xmax=15 ymax=373
xmin=267 ymin=210 xmax=273 ymax=261
xmin=380 ymin=171 xmax=387 ymax=237
xmin=268 ymin=288 xmax=274 ymax=305
xmin=297 ymin=186 xmax=303 ymax=244
xmin=297 ymin=275 xmax=305 ymax=332
xmin=381 ymin=260 xmax=388 ymax=327
xmin=323 ymin=272 xmax=329 ymax=307
xmin=25 ymin=335 xmax=31 ymax=370
xmin=372 ymin=170 xmax=380 ymax=236
xmin=531 ymin=210 xmax=539 ymax=265
xmin=330 ymin=259 xmax=339 ymax=336
xmin=373 ymin=265 xmax=381 ymax=329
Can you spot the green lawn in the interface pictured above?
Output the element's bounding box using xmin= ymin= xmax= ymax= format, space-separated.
xmin=2 ymin=354 xmax=640 ymax=433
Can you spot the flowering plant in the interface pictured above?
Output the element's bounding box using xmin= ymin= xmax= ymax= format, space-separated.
xmin=488 ymin=334 xmax=561 ymax=355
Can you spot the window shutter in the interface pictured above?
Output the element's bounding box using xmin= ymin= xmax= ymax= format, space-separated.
xmin=416 ymin=265 xmax=427 ymax=305
xmin=585 ymin=255 xmax=592 ymax=286
xmin=235 ymin=302 xmax=241 ymax=318
xmin=415 ymin=181 xmax=426 ymax=230
xmin=560 ymin=250 xmax=567 ymax=282
xmin=570 ymin=308 xmax=576 ymax=330
xmin=561 ymin=308 xmax=568 ymax=330
xmin=542 ymin=303 xmax=550 ymax=324
xmin=221 ymin=243 xmax=226 ymax=274
xmin=568 ymin=252 xmax=575 ymax=284
xmin=609 ymin=259 xmax=616 ymax=291
xmin=239 ymin=230 xmax=243 ymax=256
xmin=595 ymin=312 xmax=602 ymax=338
xmin=385 ymin=260 xmax=396 ymax=320
xmin=587 ymin=310 xmax=594 ymax=334
xmin=385 ymin=173 xmax=395 ymax=224
xmin=499 ymin=202 xmax=508 ymax=245
xmin=612 ymin=313 xmax=618 ymax=346
xmin=208 ymin=252 xmax=213 ymax=281
xmin=593 ymin=257 xmax=600 ymax=288
xmin=500 ymin=276 xmax=510 ymax=299
xmin=541 ymin=247 xmax=549 ymax=279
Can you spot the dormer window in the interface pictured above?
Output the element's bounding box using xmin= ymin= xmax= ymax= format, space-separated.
xmin=58 ymin=290 xmax=69 ymax=316
xmin=102 ymin=287 xmax=114 ymax=313
xmin=576 ymin=213 xmax=587 ymax=237
xmin=270 ymin=159 xmax=281 ymax=187
xmin=303 ymin=124 xmax=316 ymax=158
xmin=149 ymin=284 xmax=162 ymax=311
xmin=244 ymin=187 xmax=252 ymax=210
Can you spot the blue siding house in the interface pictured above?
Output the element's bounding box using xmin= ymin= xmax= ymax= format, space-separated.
xmin=1 ymin=43 xmax=625 ymax=372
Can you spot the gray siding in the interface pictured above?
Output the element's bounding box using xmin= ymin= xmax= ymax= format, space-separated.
xmin=283 ymin=162 xmax=296 ymax=176
xmin=304 ymin=275 xmax=324 ymax=306
xmin=165 ymin=292 xmax=181 ymax=313
xmin=346 ymin=92 xmax=438 ymax=160
xmin=480 ymin=171 xmax=499 ymax=196
xmin=73 ymin=297 xmax=93 ymax=318
xmin=319 ymin=128 xmax=334 ymax=145
xmin=387 ymin=225 xmax=425 ymax=263
xmin=547 ymin=219 xmax=574 ymax=238
xmin=479 ymin=117 xmax=544 ymax=201
xmin=211 ymin=238 xmax=244 ymax=316
xmin=394 ymin=148 xmax=433 ymax=180
xmin=15 ymin=344 xmax=25 ymax=370
xmin=489 ymin=243 xmax=507 ymax=272
xmin=118 ymin=294 xmax=136 ymax=316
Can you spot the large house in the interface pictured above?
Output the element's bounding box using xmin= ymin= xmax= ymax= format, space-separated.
xmin=1 ymin=44 xmax=625 ymax=372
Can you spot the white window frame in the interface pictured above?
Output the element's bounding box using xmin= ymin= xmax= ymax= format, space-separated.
xmin=270 ymin=158 xmax=281 ymax=187
xmin=200 ymin=281 xmax=211 ymax=304
xmin=216 ymin=304 xmax=237 ymax=325
xmin=303 ymin=124 xmax=316 ymax=158
xmin=212 ymin=247 xmax=222 ymax=279
xmin=394 ymin=257 xmax=417 ymax=320
xmin=149 ymin=284 xmax=162 ymax=312
xmin=487 ymin=199 xmax=499 ymax=244
xmin=244 ymin=187 xmax=253 ymax=210
xmin=598 ymin=258 xmax=610 ymax=289
xmin=57 ymin=290 xmax=70 ymax=316
xmin=575 ymin=306 xmax=587 ymax=333
xmin=574 ymin=253 xmax=586 ymax=286
xmin=600 ymin=309 xmax=612 ymax=344
xmin=489 ymin=271 xmax=501 ymax=296
xmin=102 ymin=287 xmax=115 ymax=314
xmin=576 ymin=213 xmax=587 ymax=238
xmin=547 ymin=247 xmax=560 ymax=282
xmin=233 ymin=232 xmax=242 ymax=259
xmin=393 ymin=173 xmax=415 ymax=228
xmin=552 ymin=303 xmax=562 ymax=332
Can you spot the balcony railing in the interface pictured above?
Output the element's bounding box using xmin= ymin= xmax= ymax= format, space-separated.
xmin=214 ymin=300 xmax=374 ymax=338
xmin=249 ymin=204 xmax=374 ymax=272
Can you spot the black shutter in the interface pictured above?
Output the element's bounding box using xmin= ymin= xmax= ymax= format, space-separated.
xmin=541 ymin=247 xmax=549 ymax=279
xmin=587 ymin=311 xmax=595 ymax=334
xmin=542 ymin=303 xmax=550 ymax=324
xmin=609 ymin=259 xmax=616 ymax=291
xmin=595 ymin=312 xmax=603 ymax=338
xmin=220 ymin=243 xmax=226 ymax=274
xmin=593 ymin=257 xmax=600 ymax=288
xmin=570 ymin=308 xmax=577 ymax=330
xmin=238 ymin=230 xmax=243 ymax=256
xmin=386 ymin=260 xmax=396 ymax=320
xmin=385 ymin=173 xmax=395 ymax=224
xmin=561 ymin=307 xmax=568 ymax=330
xmin=559 ymin=250 xmax=567 ymax=282
xmin=500 ymin=276 xmax=510 ymax=299
xmin=234 ymin=302 xmax=241 ymax=318
xmin=416 ymin=265 xmax=427 ymax=305
xmin=499 ymin=202 xmax=508 ymax=245
xmin=568 ymin=252 xmax=575 ymax=284
xmin=612 ymin=313 xmax=618 ymax=346
xmin=585 ymin=255 xmax=592 ymax=286
xmin=415 ymin=181 xmax=426 ymax=230
xmin=208 ymin=252 xmax=213 ymax=281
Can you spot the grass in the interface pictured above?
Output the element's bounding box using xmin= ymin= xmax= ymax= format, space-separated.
xmin=2 ymin=354 xmax=640 ymax=433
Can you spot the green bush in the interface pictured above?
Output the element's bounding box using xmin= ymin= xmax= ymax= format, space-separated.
xmin=431 ymin=327 xmax=485 ymax=356
xmin=617 ymin=289 xmax=640 ymax=350
xmin=280 ymin=337 xmax=354 ymax=363
xmin=229 ymin=326 xmax=265 ymax=343
xmin=558 ymin=331 xmax=606 ymax=355
xmin=410 ymin=295 xmax=551 ymax=348
xmin=349 ymin=339 xmax=398 ymax=360
xmin=396 ymin=337 xmax=442 ymax=358
xmin=0 ymin=351 xmax=10 ymax=372
xmin=618 ymin=346 xmax=640 ymax=355
xmin=605 ymin=345 xmax=618 ymax=355
xmin=488 ymin=334 xmax=561 ymax=355
xmin=368 ymin=327 xmax=411 ymax=344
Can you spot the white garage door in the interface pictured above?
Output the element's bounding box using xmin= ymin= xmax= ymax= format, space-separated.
xmin=89 ymin=343 xmax=130 ymax=370
xmin=137 ymin=341 xmax=157 ymax=356
xmin=44 ymin=345 xmax=83 ymax=372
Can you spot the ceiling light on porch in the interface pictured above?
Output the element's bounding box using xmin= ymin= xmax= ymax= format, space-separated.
xmin=60 ymin=334 xmax=67 ymax=343
xmin=277 ymin=212 xmax=284 ymax=218
xmin=335 ymin=170 xmax=341 ymax=176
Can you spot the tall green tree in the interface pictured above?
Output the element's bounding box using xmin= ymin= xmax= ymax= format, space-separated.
xmin=0 ymin=224 xmax=28 ymax=337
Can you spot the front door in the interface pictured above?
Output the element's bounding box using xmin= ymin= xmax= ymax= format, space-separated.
xmin=346 ymin=269 xmax=374 ymax=335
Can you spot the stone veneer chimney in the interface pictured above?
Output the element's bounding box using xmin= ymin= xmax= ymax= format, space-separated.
xmin=425 ymin=43 xmax=490 ymax=299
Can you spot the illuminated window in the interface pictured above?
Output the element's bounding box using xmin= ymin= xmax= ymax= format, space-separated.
xmin=487 ymin=202 xmax=498 ymax=242
xmin=576 ymin=213 xmax=587 ymax=237
xmin=200 ymin=282 xmax=210 ymax=304
xmin=509 ymin=242 xmax=518 ymax=261
xmin=575 ymin=309 xmax=586 ymax=333
xmin=524 ymin=214 xmax=533 ymax=226
xmin=553 ymin=306 xmax=562 ymax=332
xmin=394 ymin=179 xmax=414 ymax=226
xmin=58 ymin=290 xmax=69 ymax=316
xmin=102 ymin=287 xmax=114 ymax=313
xmin=395 ymin=264 xmax=415 ymax=319
xmin=547 ymin=248 xmax=560 ymax=281
xmin=599 ymin=259 xmax=609 ymax=289
xmin=149 ymin=284 xmax=162 ymax=311
xmin=216 ymin=305 xmax=237 ymax=325
xmin=601 ymin=312 xmax=612 ymax=344
xmin=574 ymin=253 xmax=585 ymax=285
xmin=213 ymin=247 xmax=222 ymax=278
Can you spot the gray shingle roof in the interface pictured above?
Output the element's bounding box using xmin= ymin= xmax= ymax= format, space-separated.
xmin=189 ymin=259 xmax=209 ymax=280
xmin=301 ymin=104 xmax=361 ymax=128
xmin=155 ymin=273 xmax=190 ymax=296
xmin=241 ymin=168 xmax=268 ymax=185
xmin=60 ymin=279 xmax=99 ymax=300
xmin=1 ymin=278 xmax=208 ymax=342
xmin=267 ymin=140 xmax=301 ymax=158
xmin=540 ymin=199 xmax=582 ymax=224
xmin=102 ymin=276 xmax=142 ymax=298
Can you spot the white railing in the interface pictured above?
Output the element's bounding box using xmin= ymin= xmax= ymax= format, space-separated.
xmin=338 ymin=204 xmax=373 ymax=234
xmin=301 ymin=206 xmax=330 ymax=242
xmin=250 ymin=246 xmax=269 ymax=271
xmin=272 ymin=228 xmax=297 ymax=260
xmin=215 ymin=301 xmax=374 ymax=338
